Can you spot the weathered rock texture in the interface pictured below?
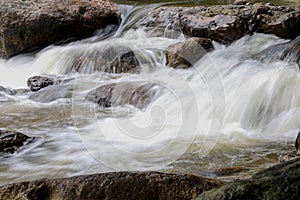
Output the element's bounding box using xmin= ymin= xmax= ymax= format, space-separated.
xmin=166 ymin=37 xmax=214 ymax=68
xmin=86 ymin=82 xmax=160 ymax=109
xmin=0 ymin=0 xmax=120 ymax=58
xmin=197 ymin=157 xmax=300 ymax=200
xmin=136 ymin=5 xmax=300 ymax=43
xmin=0 ymin=130 xmax=33 ymax=155
xmin=0 ymin=171 xmax=224 ymax=200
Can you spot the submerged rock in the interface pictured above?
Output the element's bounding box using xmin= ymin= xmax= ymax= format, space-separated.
xmin=197 ymin=157 xmax=300 ymax=200
xmin=0 ymin=171 xmax=224 ymax=200
xmin=166 ymin=37 xmax=214 ymax=68
xmin=0 ymin=86 xmax=16 ymax=95
xmin=0 ymin=0 xmax=120 ymax=58
xmin=255 ymin=35 xmax=300 ymax=66
xmin=29 ymin=83 xmax=73 ymax=103
xmin=136 ymin=5 xmax=300 ymax=43
xmin=0 ymin=130 xmax=33 ymax=155
xmin=86 ymin=82 xmax=160 ymax=109
xmin=105 ymin=51 xmax=140 ymax=73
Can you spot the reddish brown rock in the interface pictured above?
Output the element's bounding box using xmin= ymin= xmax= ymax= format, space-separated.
xmin=166 ymin=37 xmax=214 ymax=68
xmin=0 ymin=0 xmax=120 ymax=58
xmin=136 ymin=5 xmax=300 ymax=43
xmin=0 ymin=171 xmax=224 ymax=200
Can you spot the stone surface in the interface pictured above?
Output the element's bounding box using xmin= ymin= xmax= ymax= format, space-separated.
xmin=166 ymin=37 xmax=214 ymax=68
xmin=105 ymin=51 xmax=140 ymax=73
xmin=86 ymin=82 xmax=160 ymax=109
xmin=0 ymin=86 xmax=16 ymax=95
xmin=0 ymin=171 xmax=224 ymax=200
xmin=136 ymin=5 xmax=300 ymax=43
xmin=255 ymin=35 xmax=300 ymax=66
xmin=197 ymin=157 xmax=300 ymax=200
xmin=0 ymin=130 xmax=33 ymax=155
xmin=0 ymin=0 xmax=120 ymax=58
xmin=27 ymin=75 xmax=73 ymax=91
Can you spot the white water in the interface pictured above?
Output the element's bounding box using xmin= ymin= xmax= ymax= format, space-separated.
xmin=0 ymin=10 xmax=299 ymax=184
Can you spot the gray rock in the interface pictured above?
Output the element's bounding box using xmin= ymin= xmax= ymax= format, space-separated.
xmin=0 ymin=130 xmax=33 ymax=155
xmin=86 ymin=82 xmax=160 ymax=109
xmin=0 ymin=0 xmax=120 ymax=58
xmin=166 ymin=37 xmax=214 ymax=69
xmin=0 ymin=171 xmax=224 ymax=200
xmin=197 ymin=157 xmax=300 ymax=200
xmin=27 ymin=75 xmax=73 ymax=92
xmin=255 ymin=35 xmax=300 ymax=66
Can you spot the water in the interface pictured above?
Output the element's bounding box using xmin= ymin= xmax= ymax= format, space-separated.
xmin=0 ymin=2 xmax=299 ymax=185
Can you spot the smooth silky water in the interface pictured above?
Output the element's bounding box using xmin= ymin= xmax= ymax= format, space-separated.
xmin=0 ymin=1 xmax=299 ymax=185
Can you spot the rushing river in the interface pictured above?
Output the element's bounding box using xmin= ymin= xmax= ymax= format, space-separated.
xmin=0 ymin=1 xmax=299 ymax=186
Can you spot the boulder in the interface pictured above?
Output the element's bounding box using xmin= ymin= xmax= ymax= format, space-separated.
xmin=0 ymin=130 xmax=33 ymax=155
xmin=105 ymin=51 xmax=140 ymax=73
xmin=166 ymin=37 xmax=214 ymax=69
xmin=197 ymin=157 xmax=300 ymax=200
xmin=0 ymin=171 xmax=224 ymax=200
xmin=255 ymin=35 xmax=300 ymax=66
xmin=136 ymin=5 xmax=300 ymax=43
xmin=0 ymin=0 xmax=120 ymax=58
xmin=85 ymin=82 xmax=160 ymax=109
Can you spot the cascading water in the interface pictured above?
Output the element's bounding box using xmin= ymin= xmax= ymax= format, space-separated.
xmin=0 ymin=3 xmax=299 ymax=186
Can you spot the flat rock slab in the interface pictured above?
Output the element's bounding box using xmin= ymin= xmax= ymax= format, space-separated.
xmin=0 ymin=0 xmax=120 ymax=58
xmin=0 ymin=171 xmax=224 ymax=200
xmin=136 ymin=5 xmax=300 ymax=43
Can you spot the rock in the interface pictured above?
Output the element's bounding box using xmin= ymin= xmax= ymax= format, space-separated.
xmin=0 ymin=130 xmax=33 ymax=155
xmin=0 ymin=86 xmax=16 ymax=95
xmin=166 ymin=37 xmax=214 ymax=68
xmin=255 ymin=35 xmax=300 ymax=66
xmin=27 ymin=76 xmax=54 ymax=92
xmin=27 ymin=75 xmax=73 ymax=91
xmin=296 ymin=131 xmax=300 ymax=154
xmin=136 ymin=5 xmax=300 ymax=43
xmin=0 ymin=171 xmax=224 ymax=200
xmin=86 ymin=82 xmax=160 ymax=109
xmin=105 ymin=51 xmax=140 ymax=73
xmin=197 ymin=157 xmax=300 ymax=200
xmin=0 ymin=0 xmax=120 ymax=58
xmin=29 ymin=83 xmax=73 ymax=103
xmin=233 ymin=0 xmax=247 ymax=5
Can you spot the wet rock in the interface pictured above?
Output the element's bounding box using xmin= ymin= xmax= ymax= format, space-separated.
xmin=197 ymin=157 xmax=300 ymax=200
xmin=0 ymin=171 xmax=224 ymax=200
xmin=255 ymin=35 xmax=300 ymax=66
xmin=136 ymin=5 xmax=300 ymax=43
xmin=166 ymin=37 xmax=214 ymax=69
xmin=0 ymin=0 xmax=120 ymax=58
xmin=105 ymin=51 xmax=140 ymax=73
xmin=27 ymin=75 xmax=73 ymax=91
xmin=27 ymin=76 xmax=54 ymax=92
xmin=296 ymin=131 xmax=300 ymax=154
xmin=0 ymin=86 xmax=16 ymax=95
xmin=0 ymin=130 xmax=33 ymax=155
xmin=233 ymin=0 xmax=247 ymax=5
xmin=279 ymin=131 xmax=300 ymax=162
xmin=29 ymin=83 xmax=73 ymax=103
xmin=86 ymin=82 xmax=160 ymax=109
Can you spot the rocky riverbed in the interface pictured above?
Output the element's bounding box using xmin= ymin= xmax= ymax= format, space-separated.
xmin=1 ymin=0 xmax=300 ymax=199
